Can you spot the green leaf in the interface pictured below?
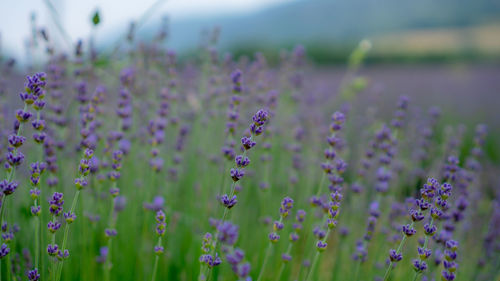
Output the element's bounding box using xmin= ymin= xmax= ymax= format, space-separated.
xmin=92 ymin=10 xmax=100 ymax=26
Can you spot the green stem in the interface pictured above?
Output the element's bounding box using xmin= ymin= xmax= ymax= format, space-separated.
xmin=104 ymin=191 xmax=117 ymax=281
xmin=151 ymin=236 xmax=162 ymax=281
xmin=315 ymin=173 xmax=326 ymax=198
xmin=276 ymin=244 xmax=293 ymax=280
xmin=353 ymin=260 xmax=361 ymax=281
xmin=55 ymin=190 xmax=81 ymax=281
xmin=306 ymin=251 xmax=320 ymax=281
xmin=35 ymin=214 xmax=40 ymax=269
xmin=382 ymin=222 xmax=414 ymax=281
xmin=256 ymin=242 xmax=273 ymax=281
xmin=412 ymin=218 xmax=434 ymax=281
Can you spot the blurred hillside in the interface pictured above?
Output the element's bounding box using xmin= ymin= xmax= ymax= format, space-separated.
xmin=135 ymin=0 xmax=500 ymax=64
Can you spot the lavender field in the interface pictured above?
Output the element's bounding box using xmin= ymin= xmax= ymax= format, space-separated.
xmin=0 ymin=3 xmax=500 ymax=281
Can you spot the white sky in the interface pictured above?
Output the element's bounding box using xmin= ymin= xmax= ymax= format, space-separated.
xmin=0 ymin=0 xmax=289 ymax=59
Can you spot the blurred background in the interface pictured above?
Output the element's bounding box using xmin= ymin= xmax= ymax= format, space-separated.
xmin=1 ymin=0 xmax=499 ymax=137
xmin=2 ymin=0 xmax=500 ymax=64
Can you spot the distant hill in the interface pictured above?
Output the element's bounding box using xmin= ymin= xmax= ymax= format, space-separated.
xmin=97 ymin=0 xmax=500 ymax=64
xmin=145 ymin=0 xmax=500 ymax=49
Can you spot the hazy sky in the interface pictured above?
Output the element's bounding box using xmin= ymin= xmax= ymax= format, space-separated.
xmin=0 ymin=0 xmax=288 ymax=59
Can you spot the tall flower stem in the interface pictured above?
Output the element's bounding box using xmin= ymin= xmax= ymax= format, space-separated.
xmin=276 ymin=244 xmax=293 ymax=280
xmin=151 ymin=236 xmax=162 ymax=281
xmin=305 ymin=228 xmax=331 ymax=281
xmin=411 ymin=218 xmax=434 ymax=281
xmin=383 ymin=221 xmax=415 ymax=281
xmin=55 ymin=190 xmax=81 ymax=281
xmin=256 ymin=242 xmax=273 ymax=281
xmin=103 ymin=190 xmax=117 ymax=281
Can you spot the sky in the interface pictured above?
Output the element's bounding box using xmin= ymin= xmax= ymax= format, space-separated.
xmin=0 ymin=0 xmax=289 ymax=60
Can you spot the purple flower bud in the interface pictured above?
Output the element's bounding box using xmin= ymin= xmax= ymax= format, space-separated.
xmin=27 ymin=268 xmax=40 ymax=281
xmin=154 ymin=246 xmax=164 ymax=255
xmin=0 ymin=244 xmax=10 ymax=258
xmin=0 ymin=180 xmax=19 ymax=195
xmin=316 ymin=240 xmax=327 ymax=252
xmin=241 ymin=137 xmax=256 ymax=150
xmin=230 ymin=168 xmax=245 ymax=182
xmin=389 ymin=249 xmax=402 ymax=262
xmin=412 ymin=259 xmax=427 ymax=272
xmin=268 ymin=232 xmax=280 ymax=243
xmin=8 ymin=135 xmax=26 ymax=148
xmin=47 ymin=221 xmax=62 ymax=233
xmin=402 ymin=224 xmax=416 ymax=237
xmin=57 ymin=249 xmax=69 ymax=260
xmin=418 ymin=247 xmax=432 ymax=260
xmin=220 ymin=194 xmax=237 ymax=209
xmin=47 ymin=244 xmax=58 ymax=256
xmin=64 ymin=212 xmax=76 ymax=224
xmin=105 ymin=228 xmax=117 ymax=237
xmin=217 ymin=222 xmax=238 ymax=245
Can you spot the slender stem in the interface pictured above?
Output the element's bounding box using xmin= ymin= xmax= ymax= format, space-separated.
xmin=256 ymin=242 xmax=273 ymax=281
xmin=151 ymin=256 xmax=159 ymax=281
xmin=51 ymin=216 xmax=56 ymax=281
xmin=353 ymin=260 xmax=361 ymax=281
xmin=6 ymin=255 xmax=12 ymax=281
xmin=35 ymin=214 xmax=40 ymax=269
xmin=151 ymin=236 xmax=162 ymax=281
xmin=315 ymin=173 xmax=326 ymax=198
xmin=276 ymin=244 xmax=293 ymax=280
xmin=306 ymin=227 xmax=332 ymax=281
xmin=306 ymin=251 xmax=320 ymax=281
xmin=104 ymin=190 xmax=117 ymax=281
xmin=412 ymin=218 xmax=434 ymax=281
xmin=202 ymin=181 xmax=236 ymax=280
xmin=54 ymin=190 xmax=81 ymax=281
xmin=382 ymin=221 xmax=415 ymax=281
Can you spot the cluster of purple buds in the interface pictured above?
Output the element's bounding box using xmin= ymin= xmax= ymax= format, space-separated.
xmin=199 ymin=233 xmax=221 ymax=268
xmin=315 ymin=191 xmax=342 ymax=252
xmin=390 ymin=96 xmax=409 ymax=128
xmin=268 ymin=197 xmax=294 ymax=244
xmin=27 ymin=268 xmax=40 ymax=281
xmin=21 ymin=72 xmax=47 ymax=105
xmin=47 ymin=244 xmax=58 ymax=256
xmin=0 ymin=243 xmax=10 ymax=258
xmin=0 ymin=180 xmax=19 ymax=196
xmin=75 ymin=148 xmax=93 ymax=189
xmin=147 ymin=117 xmax=166 ymax=173
xmin=29 ymin=162 xmax=46 ymax=187
xmin=217 ymin=221 xmax=239 ymax=246
xmin=441 ymin=240 xmax=458 ymax=280
xmin=221 ymin=70 xmax=244 ymax=161
xmin=411 ymin=179 xmax=452 ymax=275
xmin=108 ymin=149 xmax=123 ymax=181
xmin=222 ymin=110 xmax=268 ymax=206
xmin=281 ymin=209 xmax=306 ymax=263
xmin=311 ymin=112 xmax=346 ymax=206
xmin=48 ymin=192 xmax=64 ymax=216
xmin=386 ymin=178 xmax=440 ymax=265
xmin=117 ymin=87 xmax=133 ymax=131
xmin=200 ymin=253 xmax=221 ymax=268
xmin=155 ymin=210 xmax=166 ymax=237
xmin=226 ymin=248 xmax=251 ymax=279
xmin=443 ymin=156 xmax=460 ymax=183
xmin=220 ymin=194 xmax=237 ymax=209
xmin=362 ymin=201 xmax=381 ymax=242
xmin=4 ymin=76 xmax=46 ymax=173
